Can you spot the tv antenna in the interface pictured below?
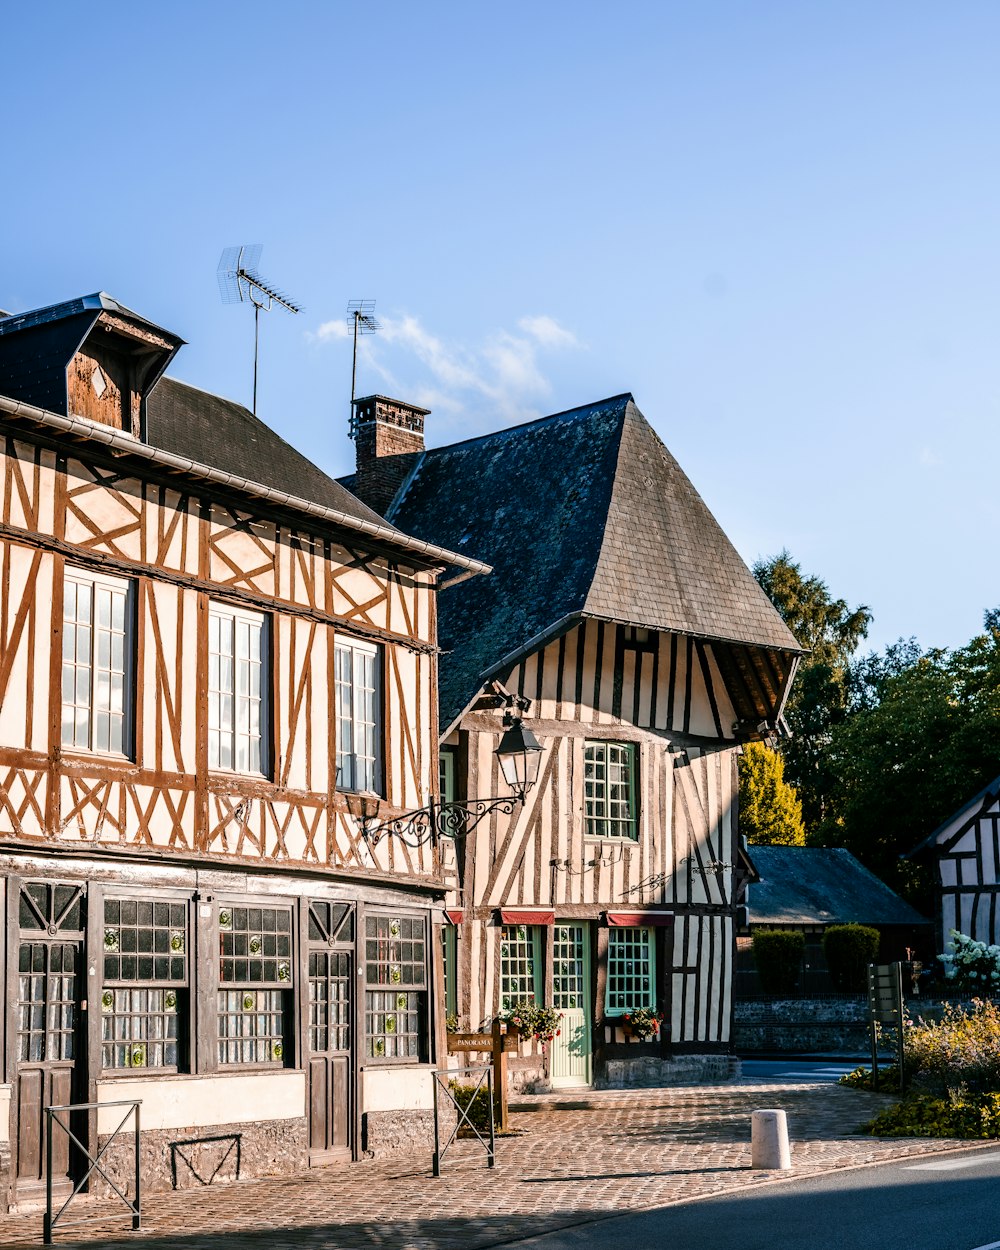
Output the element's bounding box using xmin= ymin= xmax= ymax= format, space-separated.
xmin=347 ymin=300 xmax=380 ymax=430
xmin=218 ymin=244 xmax=302 ymax=416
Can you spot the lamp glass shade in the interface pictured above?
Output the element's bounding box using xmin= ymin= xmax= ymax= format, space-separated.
xmin=496 ymin=720 xmax=543 ymax=794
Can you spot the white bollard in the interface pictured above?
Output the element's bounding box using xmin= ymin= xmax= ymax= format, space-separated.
xmin=751 ymin=1108 xmax=792 ymax=1170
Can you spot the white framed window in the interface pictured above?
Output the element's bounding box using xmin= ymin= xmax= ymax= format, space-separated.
xmin=605 ymin=926 xmax=656 ymax=1015
xmin=208 ymin=603 xmax=268 ymax=776
xmin=335 ymin=637 xmax=381 ymax=793
xmin=62 ymin=569 xmax=133 ymax=756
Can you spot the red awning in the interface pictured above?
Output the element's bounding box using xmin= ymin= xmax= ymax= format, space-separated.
xmin=500 ymin=909 xmax=555 ymax=926
xmin=606 ymin=911 xmax=674 ymax=928
xmin=445 ymin=909 xmax=464 ymax=926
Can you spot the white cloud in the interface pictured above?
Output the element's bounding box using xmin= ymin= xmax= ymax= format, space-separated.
xmin=918 ymin=446 xmax=942 ymax=468
xmin=309 ymin=319 xmax=350 ymax=343
xmin=308 ymin=309 xmax=581 ymax=428
xmin=518 ymin=315 xmax=579 ymax=350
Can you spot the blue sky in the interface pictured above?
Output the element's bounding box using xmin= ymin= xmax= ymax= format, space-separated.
xmin=4 ymin=2 xmax=999 ymax=656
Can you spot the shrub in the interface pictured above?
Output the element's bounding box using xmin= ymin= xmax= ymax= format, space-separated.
xmin=842 ymin=999 xmax=1000 ymax=1137
xmin=449 ymin=1080 xmax=500 ymax=1135
xmin=862 ymin=1093 xmax=1000 ymax=1139
xmin=938 ymin=930 xmax=1000 ymax=994
xmin=751 ymin=929 xmax=805 ymax=995
xmin=823 ymin=924 xmax=880 ymax=992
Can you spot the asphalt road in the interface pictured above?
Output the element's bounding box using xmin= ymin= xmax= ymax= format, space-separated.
xmin=492 ymin=1146 xmax=1000 ymax=1250
xmin=740 ymin=1058 xmax=863 ymax=1083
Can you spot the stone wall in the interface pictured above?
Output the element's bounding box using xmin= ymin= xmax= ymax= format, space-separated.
xmin=92 ymin=1116 xmax=307 ymax=1197
xmin=361 ymin=1109 xmax=437 ymax=1159
xmin=734 ymin=997 xmax=875 ymax=1052
xmin=596 ymin=1054 xmax=741 ymax=1089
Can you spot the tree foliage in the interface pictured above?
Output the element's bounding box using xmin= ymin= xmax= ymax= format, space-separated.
xmin=753 ymin=551 xmax=872 ymax=828
xmin=738 ymin=741 xmax=805 ymax=845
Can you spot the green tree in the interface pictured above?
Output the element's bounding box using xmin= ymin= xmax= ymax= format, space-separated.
xmin=738 ymin=741 xmax=805 ymax=845
xmin=753 ymin=551 xmax=872 ymax=829
xmin=818 ymin=619 xmax=1000 ymax=906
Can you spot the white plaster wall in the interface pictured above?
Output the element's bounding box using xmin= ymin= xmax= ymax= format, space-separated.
xmin=361 ymin=1067 xmax=435 ymax=1112
xmin=0 ymin=1085 xmax=11 ymax=1144
xmin=95 ymin=1071 xmax=305 ymax=1134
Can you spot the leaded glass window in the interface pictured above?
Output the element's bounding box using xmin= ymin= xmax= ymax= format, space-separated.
xmin=605 ymin=926 xmax=656 ymax=1015
xmin=217 ymin=905 xmax=292 ymax=1066
xmin=365 ymin=914 xmax=426 ymax=1060
xmin=584 ymin=741 xmax=638 ymax=839
xmin=102 ymin=898 xmax=188 ymax=1070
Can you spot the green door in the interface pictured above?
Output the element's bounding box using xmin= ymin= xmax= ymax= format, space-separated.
xmin=550 ymin=923 xmax=591 ymax=1087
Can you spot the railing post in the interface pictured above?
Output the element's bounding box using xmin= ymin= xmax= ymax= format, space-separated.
xmin=132 ymin=1101 xmax=141 ymax=1230
xmin=432 ymin=1072 xmax=441 ymax=1177
xmin=487 ymin=1068 xmax=496 ymax=1168
xmin=44 ymin=1108 xmax=53 ymax=1246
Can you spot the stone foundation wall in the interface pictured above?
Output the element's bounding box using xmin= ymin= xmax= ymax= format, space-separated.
xmin=362 ymin=1109 xmax=437 ymax=1159
xmin=91 ymin=1116 xmax=307 ymax=1197
xmin=596 ymin=1054 xmax=741 ymax=1089
xmin=734 ymin=996 xmax=892 ymax=1052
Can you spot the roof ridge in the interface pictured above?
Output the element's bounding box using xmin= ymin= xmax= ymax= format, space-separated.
xmin=421 ymin=393 xmax=634 ymax=457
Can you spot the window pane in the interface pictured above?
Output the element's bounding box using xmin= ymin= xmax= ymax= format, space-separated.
xmin=606 ymin=927 xmax=655 ymax=1014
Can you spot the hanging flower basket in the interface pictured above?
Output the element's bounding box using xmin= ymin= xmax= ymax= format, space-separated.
xmin=498 ymin=1000 xmax=562 ymax=1046
xmin=621 ymin=1007 xmax=663 ymax=1041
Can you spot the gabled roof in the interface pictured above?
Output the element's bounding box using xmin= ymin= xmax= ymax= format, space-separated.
xmin=747 ymin=846 xmax=928 ymax=927
xmin=908 ymin=772 xmax=1000 ymax=858
xmin=146 ymin=377 xmax=386 ymax=526
xmin=387 ymin=394 xmax=801 ymax=729
xmin=0 ymin=292 xmax=183 ymax=418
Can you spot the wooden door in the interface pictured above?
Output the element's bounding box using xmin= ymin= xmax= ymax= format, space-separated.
xmin=306 ymin=902 xmax=354 ymax=1164
xmin=13 ymin=882 xmax=87 ymax=1201
xmin=550 ymin=923 xmax=592 ymax=1087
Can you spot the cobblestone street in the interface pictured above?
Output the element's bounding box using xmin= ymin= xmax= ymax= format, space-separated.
xmin=1 ymin=1078 xmax=991 ymax=1249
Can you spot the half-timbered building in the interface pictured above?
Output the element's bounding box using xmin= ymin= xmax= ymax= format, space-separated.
xmin=0 ymin=294 xmax=485 ymax=1206
xmin=910 ymin=773 xmax=1000 ymax=951
xmin=346 ymin=392 xmax=803 ymax=1088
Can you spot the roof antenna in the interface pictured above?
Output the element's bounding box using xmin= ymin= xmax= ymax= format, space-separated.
xmin=347 ymin=300 xmax=380 ymax=436
xmin=218 ymin=245 xmax=302 ymax=416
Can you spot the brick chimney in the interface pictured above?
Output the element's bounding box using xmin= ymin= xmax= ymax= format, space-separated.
xmin=350 ymin=395 xmax=429 ymax=516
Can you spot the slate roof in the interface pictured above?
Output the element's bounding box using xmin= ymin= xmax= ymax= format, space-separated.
xmin=386 ymin=394 xmax=801 ymax=729
xmin=747 ymin=846 xmax=928 ymax=927
xmin=147 ymin=377 xmax=386 ymax=528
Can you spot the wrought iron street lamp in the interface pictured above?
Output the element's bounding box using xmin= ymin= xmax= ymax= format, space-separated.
xmin=347 ymin=716 xmax=543 ymax=849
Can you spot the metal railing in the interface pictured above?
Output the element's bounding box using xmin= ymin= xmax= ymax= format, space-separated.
xmin=432 ymin=1066 xmax=495 ymax=1176
xmin=44 ymin=1099 xmax=141 ymax=1245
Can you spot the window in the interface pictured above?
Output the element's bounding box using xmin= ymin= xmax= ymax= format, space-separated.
xmin=605 ymin=926 xmax=656 ymax=1015
xmin=499 ymin=924 xmax=542 ymax=1010
xmin=335 ymin=638 xmax=381 ymax=793
xmin=62 ymin=570 xmax=132 ymax=755
xmin=218 ymin=905 xmax=292 ymax=1065
xmin=584 ymin=741 xmax=638 ymax=839
xmin=102 ymin=898 xmax=188 ymax=1070
xmin=441 ymin=926 xmax=457 ymax=1019
xmin=439 ymin=749 xmax=456 ymax=804
xmin=365 ymin=914 xmax=427 ymax=1060
xmin=208 ymin=603 xmax=268 ymax=775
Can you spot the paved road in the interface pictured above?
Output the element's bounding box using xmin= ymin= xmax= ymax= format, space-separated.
xmin=0 ymin=1082 xmax=987 ymax=1249
xmin=491 ymin=1146 xmax=1000 ymax=1250
xmin=741 ymin=1058 xmax=863 ymax=1083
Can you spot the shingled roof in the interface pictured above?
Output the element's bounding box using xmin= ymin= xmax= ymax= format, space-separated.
xmin=747 ymin=846 xmax=928 ymax=927
xmin=147 ymin=377 xmax=386 ymax=527
xmin=386 ymin=394 xmax=801 ymax=729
